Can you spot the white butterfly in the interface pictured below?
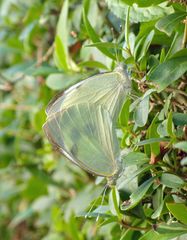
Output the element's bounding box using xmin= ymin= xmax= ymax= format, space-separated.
xmin=43 ymin=65 xmax=131 ymax=185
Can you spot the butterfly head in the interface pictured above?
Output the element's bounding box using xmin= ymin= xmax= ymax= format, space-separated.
xmin=115 ymin=63 xmax=131 ymax=90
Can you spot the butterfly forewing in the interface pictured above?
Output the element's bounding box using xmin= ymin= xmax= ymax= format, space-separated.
xmin=43 ymin=103 xmax=120 ymax=177
xmin=46 ymin=69 xmax=130 ymax=122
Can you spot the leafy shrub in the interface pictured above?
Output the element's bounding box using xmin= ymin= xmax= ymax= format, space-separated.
xmin=0 ymin=0 xmax=187 ymax=239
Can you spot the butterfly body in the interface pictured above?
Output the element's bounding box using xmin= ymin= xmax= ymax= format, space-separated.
xmin=43 ymin=65 xmax=130 ymax=185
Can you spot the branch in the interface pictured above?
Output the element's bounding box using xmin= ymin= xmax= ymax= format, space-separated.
xmin=120 ymin=220 xmax=151 ymax=231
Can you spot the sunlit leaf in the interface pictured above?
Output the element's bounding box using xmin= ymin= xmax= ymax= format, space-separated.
xmin=106 ymin=0 xmax=173 ymax=23
xmin=174 ymin=141 xmax=187 ymax=152
xmin=121 ymin=177 xmax=155 ymax=210
xmin=156 ymin=12 xmax=187 ymax=36
xmin=83 ymin=10 xmax=116 ymax=60
xmin=149 ymin=49 xmax=187 ymax=90
xmin=167 ymin=203 xmax=187 ymax=225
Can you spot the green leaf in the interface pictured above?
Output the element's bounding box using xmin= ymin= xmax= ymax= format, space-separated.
xmin=167 ymin=111 xmax=175 ymax=138
xmin=139 ymin=230 xmax=164 ymax=240
xmin=84 ymin=206 xmax=111 ymax=219
xmin=120 ymin=222 xmax=142 ymax=239
xmin=132 ymin=89 xmax=156 ymax=127
xmin=140 ymin=226 xmax=187 ymax=240
xmin=56 ymin=0 xmax=68 ymax=50
xmin=173 ymin=113 xmax=187 ymax=126
xmin=130 ymin=89 xmax=155 ymax=111
xmin=160 ymin=48 xmax=166 ymax=63
xmin=152 ymin=187 xmax=165 ymax=219
xmin=172 ymin=48 xmax=187 ymax=58
xmin=121 ymin=0 xmax=133 ymax=5
xmin=106 ymin=0 xmax=173 ymax=23
xmin=148 ymin=115 xmax=160 ymax=156
xmin=83 ymin=10 xmax=115 ymax=60
xmin=54 ymin=35 xmax=69 ymax=71
xmin=119 ymin=98 xmax=131 ymax=127
xmin=25 ymin=65 xmax=60 ymax=77
xmin=32 ymin=107 xmax=46 ymax=132
xmin=118 ymin=165 xmax=138 ymax=194
xmin=125 ymin=165 xmax=153 ymax=184
xmin=68 ymin=215 xmax=83 ymax=240
xmin=109 ymin=187 xmax=121 ymax=219
xmin=135 ymin=30 xmax=155 ymax=61
xmin=174 ymin=141 xmax=187 ymax=152
xmin=166 ymin=203 xmax=187 ymax=225
xmin=160 ymin=173 xmax=185 ymax=189
xmin=78 ymin=60 xmax=108 ymax=70
xmin=122 ymin=152 xmax=149 ymax=166
xmin=152 ymin=198 xmax=165 ymax=220
xmin=134 ymin=95 xmax=149 ymax=127
xmin=121 ymin=177 xmax=155 ymax=210
xmin=156 ymin=222 xmax=187 ymax=236
xmin=121 ymin=0 xmax=166 ymax=7
xmin=137 ymin=138 xmax=170 ymax=146
xmin=54 ymin=0 xmax=69 ymax=71
xmin=149 ymin=49 xmax=187 ymax=90
xmin=83 ymin=0 xmax=90 ymax=15
xmin=164 ymin=32 xmax=183 ymax=61
xmin=157 ymin=120 xmax=168 ymax=137
xmin=140 ymin=55 xmax=147 ymax=71
xmin=135 ymin=0 xmax=167 ymax=7
xmin=156 ymin=12 xmax=187 ymax=36
xmin=85 ymin=42 xmax=122 ymax=50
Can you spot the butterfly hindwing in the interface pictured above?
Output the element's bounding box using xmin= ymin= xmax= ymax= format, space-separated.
xmin=43 ymin=103 xmax=120 ymax=177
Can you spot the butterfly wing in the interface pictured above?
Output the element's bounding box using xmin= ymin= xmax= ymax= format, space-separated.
xmin=46 ymin=70 xmax=130 ymax=122
xmin=43 ymin=103 xmax=120 ymax=177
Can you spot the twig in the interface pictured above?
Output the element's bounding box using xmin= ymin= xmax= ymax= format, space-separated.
xmin=166 ymin=87 xmax=187 ymax=98
xmin=152 ymin=93 xmax=164 ymax=105
xmin=120 ymin=220 xmax=151 ymax=231
xmin=36 ymin=44 xmax=54 ymax=66
xmin=172 ymin=101 xmax=186 ymax=111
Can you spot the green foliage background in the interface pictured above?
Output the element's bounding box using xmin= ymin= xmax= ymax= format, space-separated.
xmin=0 ymin=0 xmax=187 ymax=239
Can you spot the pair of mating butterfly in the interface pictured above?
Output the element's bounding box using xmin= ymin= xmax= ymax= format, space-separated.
xmin=43 ymin=64 xmax=131 ymax=186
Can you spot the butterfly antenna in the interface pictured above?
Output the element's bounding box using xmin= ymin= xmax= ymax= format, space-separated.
xmin=85 ymin=196 xmax=100 ymax=219
xmin=96 ymin=184 xmax=108 ymax=222
xmin=85 ymin=184 xmax=108 ymax=219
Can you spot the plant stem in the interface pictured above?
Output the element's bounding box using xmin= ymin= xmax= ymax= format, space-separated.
xmin=120 ymin=220 xmax=151 ymax=231
xmin=166 ymin=87 xmax=187 ymax=97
